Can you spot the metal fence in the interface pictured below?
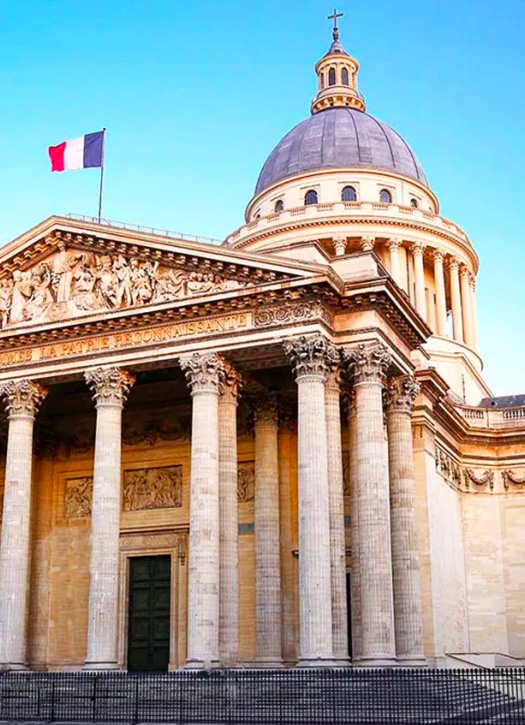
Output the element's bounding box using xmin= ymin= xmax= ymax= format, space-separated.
xmin=1 ymin=668 xmax=525 ymax=724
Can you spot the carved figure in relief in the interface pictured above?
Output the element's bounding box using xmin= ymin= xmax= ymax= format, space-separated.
xmin=10 ymin=270 xmax=33 ymax=323
xmin=237 ymin=463 xmax=255 ymax=502
xmin=0 ymin=277 xmax=13 ymax=328
xmin=113 ymin=255 xmax=133 ymax=307
xmin=50 ymin=242 xmax=74 ymax=302
xmin=65 ymin=476 xmax=93 ymax=518
xmin=123 ymin=466 xmax=182 ymax=511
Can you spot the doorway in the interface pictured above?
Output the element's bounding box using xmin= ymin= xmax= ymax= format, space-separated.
xmin=127 ymin=555 xmax=171 ymax=672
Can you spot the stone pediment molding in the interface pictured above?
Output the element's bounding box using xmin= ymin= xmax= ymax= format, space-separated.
xmin=0 ymin=223 xmax=321 ymax=331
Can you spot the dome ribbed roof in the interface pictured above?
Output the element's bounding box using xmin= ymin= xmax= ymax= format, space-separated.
xmin=255 ymin=107 xmax=428 ymax=195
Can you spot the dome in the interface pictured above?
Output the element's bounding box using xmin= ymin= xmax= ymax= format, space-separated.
xmin=254 ymin=107 xmax=428 ymax=196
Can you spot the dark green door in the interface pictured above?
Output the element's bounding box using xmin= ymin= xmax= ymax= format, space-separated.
xmin=127 ymin=555 xmax=171 ymax=672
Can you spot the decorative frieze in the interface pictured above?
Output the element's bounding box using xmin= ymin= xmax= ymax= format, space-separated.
xmin=64 ymin=465 xmax=183 ymax=518
xmin=123 ymin=466 xmax=182 ymax=511
xmin=253 ymin=301 xmax=331 ymax=328
xmin=463 ymin=468 xmax=494 ymax=491
xmin=435 ymin=446 xmax=461 ymax=488
xmin=0 ymin=243 xmax=246 ymax=328
xmin=502 ymin=469 xmax=525 ymax=491
xmin=238 ymin=462 xmax=255 ymax=503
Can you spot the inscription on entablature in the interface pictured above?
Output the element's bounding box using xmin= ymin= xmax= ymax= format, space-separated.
xmin=0 ymin=245 xmax=246 ymax=329
xmin=253 ymin=301 xmax=332 ymax=328
xmin=238 ymin=462 xmax=255 ymax=503
xmin=123 ymin=466 xmax=182 ymax=511
xmin=0 ymin=312 xmax=251 ymax=367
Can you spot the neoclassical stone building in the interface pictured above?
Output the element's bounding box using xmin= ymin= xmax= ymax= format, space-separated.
xmin=0 ymin=26 xmax=523 ymax=672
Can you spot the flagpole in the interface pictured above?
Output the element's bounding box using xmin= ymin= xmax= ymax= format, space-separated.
xmin=97 ymin=128 xmax=106 ymax=222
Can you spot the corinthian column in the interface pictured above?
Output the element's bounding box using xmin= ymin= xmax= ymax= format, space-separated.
xmin=448 ymin=257 xmax=463 ymax=342
xmin=386 ymin=237 xmax=401 ymax=286
xmin=344 ymin=343 xmax=396 ymax=666
xmin=433 ymin=249 xmax=447 ymax=336
xmin=254 ymin=395 xmax=282 ymax=665
xmin=179 ymin=352 xmax=222 ymax=668
xmin=218 ymin=361 xmax=242 ymax=666
xmin=84 ymin=367 xmax=135 ymax=669
xmin=284 ymin=334 xmax=336 ymax=666
xmin=470 ymin=277 xmax=479 ymax=350
xmin=412 ymin=243 xmax=427 ymax=321
xmin=0 ymin=380 xmax=47 ymax=669
xmin=325 ymin=366 xmax=349 ymax=665
xmin=386 ymin=376 xmax=425 ymax=665
xmin=460 ymin=265 xmax=474 ymax=349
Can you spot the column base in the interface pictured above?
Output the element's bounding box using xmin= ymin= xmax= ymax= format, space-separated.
xmin=253 ymin=657 xmax=284 ymax=668
xmin=0 ymin=663 xmax=28 ymax=671
xmin=83 ymin=662 xmax=120 ymax=671
xmin=354 ymin=656 xmax=398 ymax=668
xmin=297 ymin=657 xmax=338 ymax=668
xmin=396 ymin=655 xmax=427 ymax=667
xmin=332 ymin=658 xmax=351 ymax=667
xmin=184 ymin=658 xmax=221 ymax=670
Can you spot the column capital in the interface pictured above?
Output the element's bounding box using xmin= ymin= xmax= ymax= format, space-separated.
xmin=411 ymin=242 xmax=425 ymax=257
xmin=385 ymin=375 xmax=421 ymax=414
xmin=333 ymin=235 xmax=347 ymax=257
xmin=459 ymin=264 xmax=471 ymax=280
xmin=180 ymin=351 xmax=223 ymax=393
xmin=343 ymin=342 xmax=391 ymax=385
xmin=360 ymin=235 xmax=375 ymax=252
xmin=218 ymin=359 xmax=243 ymax=401
xmin=447 ymin=256 xmax=460 ymax=271
xmin=432 ymin=248 xmax=445 ymax=263
xmin=254 ymin=393 xmax=279 ymax=426
xmin=85 ymin=367 xmax=135 ymax=407
xmin=0 ymin=379 xmax=48 ymax=419
xmin=386 ymin=237 xmax=402 ymax=252
xmin=284 ymin=334 xmax=339 ymax=380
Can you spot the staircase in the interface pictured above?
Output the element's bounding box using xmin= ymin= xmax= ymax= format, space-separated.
xmin=1 ymin=668 xmax=525 ymax=724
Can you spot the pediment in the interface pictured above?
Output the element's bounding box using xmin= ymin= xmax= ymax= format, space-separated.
xmin=0 ymin=216 xmax=326 ymax=332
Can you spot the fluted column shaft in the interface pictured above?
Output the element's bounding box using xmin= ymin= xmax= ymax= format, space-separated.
xmin=460 ymin=266 xmax=474 ymax=348
xmin=278 ymin=415 xmax=296 ymax=663
xmin=412 ymin=244 xmax=427 ymax=320
xmin=433 ymin=250 xmax=448 ymax=336
xmin=0 ymin=380 xmax=47 ymax=669
xmin=180 ymin=352 xmax=222 ymax=668
xmin=254 ymin=397 xmax=282 ymax=664
xmin=387 ymin=238 xmax=401 ymax=286
xmin=449 ymin=258 xmax=463 ymax=342
xmin=345 ymin=343 xmax=396 ymax=665
xmin=470 ymin=278 xmax=479 ymax=350
xmin=386 ymin=376 xmax=425 ymax=665
xmin=325 ymin=371 xmax=349 ymax=664
xmin=285 ymin=335 xmax=336 ymax=665
xmin=84 ymin=367 xmax=135 ymax=669
xmin=218 ymin=363 xmax=242 ymax=666
xmin=347 ymin=394 xmax=361 ymax=661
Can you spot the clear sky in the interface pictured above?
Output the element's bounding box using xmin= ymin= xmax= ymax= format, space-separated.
xmin=0 ymin=0 xmax=523 ymax=395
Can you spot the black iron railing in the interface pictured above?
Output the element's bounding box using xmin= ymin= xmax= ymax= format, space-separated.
xmin=0 ymin=668 xmax=525 ymax=724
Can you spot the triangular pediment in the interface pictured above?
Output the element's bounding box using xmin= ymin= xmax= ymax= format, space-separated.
xmin=0 ymin=216 xmax=329 ymax=332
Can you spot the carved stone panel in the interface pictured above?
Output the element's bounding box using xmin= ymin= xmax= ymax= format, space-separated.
xmin=238 ymin=461 xmax=255 ymax=503
xmin=123 ymin=465 xmax=182 ymax=511
xmin=65 ymin=476 xmax=93 ymax=519
xmin=1 ymin=244 xmax=246 ymax=329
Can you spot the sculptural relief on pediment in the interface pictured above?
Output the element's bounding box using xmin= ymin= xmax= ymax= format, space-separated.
xmin=0 ymin=243 xmax=246 ymax=328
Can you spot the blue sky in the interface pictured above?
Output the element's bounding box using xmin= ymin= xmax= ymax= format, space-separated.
xmin=0 ymin=0 xmax=523 ymax=395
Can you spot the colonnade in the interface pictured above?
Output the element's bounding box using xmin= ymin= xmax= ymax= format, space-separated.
xmin=361 ymin=235 xmax=478 ymax=349
xmin=0 ymin=336 xmax=425 ymax=670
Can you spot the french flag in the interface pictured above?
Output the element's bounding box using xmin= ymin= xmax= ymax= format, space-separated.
xmin=48 ymin=130 xmax=104 ymax=172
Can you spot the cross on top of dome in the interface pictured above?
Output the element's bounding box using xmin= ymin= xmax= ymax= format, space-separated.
xmin=326 ymin=8 xmax=347 ymax=55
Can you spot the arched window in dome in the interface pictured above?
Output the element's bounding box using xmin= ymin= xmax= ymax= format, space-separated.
xmin=328 ymin=68 xmax=336 ymax=86
xmin=304 ymin=189 xmax=318 ymax=206
xmin=379 ymin=188 xmax=392 ymax=204
xmin=341 ymin=67 xmax=349 ymax=86
xmin=410 ymin=198 xmax=419 ymax=208
xmin=274 ymin=199 xmax=284 ymax=212
xmin=342 ymin=185 xmax=357 ymax=202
